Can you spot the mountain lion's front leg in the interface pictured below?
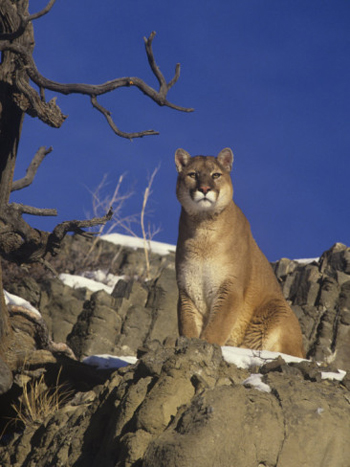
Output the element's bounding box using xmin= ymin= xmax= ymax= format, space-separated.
xmin=200 ymin=287 xmax=247 ymax=346
xmin=177 ymin=291 xmax=203 ymax=338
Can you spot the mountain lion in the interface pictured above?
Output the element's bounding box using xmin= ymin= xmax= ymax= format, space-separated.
xmin=175 ymin=147 xmax=305 ymax=358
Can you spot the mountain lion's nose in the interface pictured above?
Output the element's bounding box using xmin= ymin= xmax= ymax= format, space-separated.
xmin=198 ymin=186 xmax=211 ymax=195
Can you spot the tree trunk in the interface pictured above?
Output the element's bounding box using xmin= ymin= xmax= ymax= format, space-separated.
xmin=0 ymin=85 xmax=25 ymax=356
xmin=0 ymin=0 xmax=30 ymax=360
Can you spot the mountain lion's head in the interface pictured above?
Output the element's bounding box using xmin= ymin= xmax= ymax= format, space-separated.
xmin=175 ymin=148 xmax=234 ymax=216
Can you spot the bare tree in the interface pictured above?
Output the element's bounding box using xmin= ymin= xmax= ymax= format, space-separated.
xmin=0 ymin=0 xmax=193 ymax=375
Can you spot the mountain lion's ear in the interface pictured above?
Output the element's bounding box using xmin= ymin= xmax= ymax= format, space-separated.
xmin=217 ymin=148 xmax=234 ymax=172
xmin=175 ymin=149 xmax=191 ymax=173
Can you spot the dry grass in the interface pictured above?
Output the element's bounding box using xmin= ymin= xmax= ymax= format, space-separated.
xmin=83 ymin=173 xmax=138 ymax=266
xmin=140 ymin=166 xmax=160 ymax=279
xmin=85 ymin=170 xmax=161 ymax=279
xmin=11 ymin=367 xmax=73 ymax=428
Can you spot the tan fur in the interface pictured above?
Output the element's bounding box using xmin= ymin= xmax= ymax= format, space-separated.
xmin=175 ymin=147 xmax=305 ymax=358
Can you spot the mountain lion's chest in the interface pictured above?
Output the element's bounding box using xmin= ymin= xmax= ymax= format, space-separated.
xmin=176 ymin=240 xmax=229 ymax=316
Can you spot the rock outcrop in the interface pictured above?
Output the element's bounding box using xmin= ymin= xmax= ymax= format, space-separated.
xmin=6 ymin=237 xmax=350 ymax=369
xmin=273 ymin=242 xmax=350 ymax=370
xmin=1 ymin=236 xmax=350 ymax=467
xmin=1 ymin=339 xmax=350 ymax=467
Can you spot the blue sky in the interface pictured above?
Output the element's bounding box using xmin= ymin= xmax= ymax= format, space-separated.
xmin=11 ymin=0 xmax=350 ymax=261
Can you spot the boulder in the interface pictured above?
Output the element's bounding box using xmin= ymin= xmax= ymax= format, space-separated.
xmin=67 ymin=266 xmax=178 ymax=359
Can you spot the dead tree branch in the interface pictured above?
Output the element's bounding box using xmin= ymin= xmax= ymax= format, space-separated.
xmin=11 ymin=146 xmax=53 ymax=192
xmin=0 ymin=203 xmax=113 ymax=265
xmin=90 ymin=96 xmax=158 ymax=139
xmin=47 ymin=208 xmax=113 ymax=256
xmin=26 ymin=0 xmax=57 ymax=22
xmin=0 ymin=2 xmax=192 ymax=265
xmin=0 ymin=0 xmax=194 ymax=370
xmin=0 ymin=27 xmax=193 ymax=138
xmin=0 ymin=0 xmax=56 ymax=41
xmin=8 ymin=203 xmax=57 ymax=217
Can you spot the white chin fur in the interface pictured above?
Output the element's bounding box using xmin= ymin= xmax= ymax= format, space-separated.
xmin=182 ymin=191 xmax=218 ymax=213
xmin=193 ymin=191 xmax=217 ymax=204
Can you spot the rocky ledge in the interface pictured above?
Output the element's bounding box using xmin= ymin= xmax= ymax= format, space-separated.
xmin=0 ymin=236 xmax=350 ymax=466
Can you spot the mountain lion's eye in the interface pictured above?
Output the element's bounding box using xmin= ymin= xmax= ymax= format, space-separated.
xmin=212 ymin=173 xmax=221 ymax=179
xmin=188 ymin=172 xmax=197 ymax=179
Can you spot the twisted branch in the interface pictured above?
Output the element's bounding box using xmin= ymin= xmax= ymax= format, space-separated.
xmin=0 ymin=0 xmax=56 ymax=41
xmin=11 ymin=146 xmax=53 ymax=192
xmin=47 ymin=208 xmax=114 ymax=258
xmin=8 ymin=203 xmax=57 ymax=217
xmin=26 ymin=0 xmax=56 ymax=22
xmin=0 ymin=204 xmax=113 ymax=264
xmin=0 ymin=28 xmax=194 ymax=138
xmin=0 ymin=2 xmax=193 ymax=265
xmin=90 ymin=96 xmax=158 ymax=140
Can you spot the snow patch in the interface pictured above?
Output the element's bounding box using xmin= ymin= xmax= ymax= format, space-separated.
xmin=321 ymin=370 xmax=346 ymax=381
xmin=83 ymin=346 xmax=346 ymax=383
xmin=82 ymin=347 xmax=305 ymax=373
xmin=243 ymin=373 xmax=271 ymax=393
xmin=101 ymin=232 xmax=176 ymax=256
xmin=82 ymin=270 xmax=124 ymax=289
xmin=83 ymin=354 xmax=137 ymax=369
xmin=59 ymin=271 xmax=124 ymax=294
xmin=294 ymin=257 xmax=319 ymax=264
xmin=4 ymin=290 xmax=41 ymax=317
xmin=221 ymin=346 xmax=305 ymax=370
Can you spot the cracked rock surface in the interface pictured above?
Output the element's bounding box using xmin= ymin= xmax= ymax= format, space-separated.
xmin=1 ymin=237 xmax=350 ymax=466
xmin=1 ymin=339 xmax=350 ymax=467
xmin=272 ymin=242 xmax=350 ymax=369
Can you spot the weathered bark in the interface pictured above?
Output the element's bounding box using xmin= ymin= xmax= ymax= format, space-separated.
xmin=0 ymin=0 xmax=32 ymax=205
xmin=0 ymin=0 xmax=32 ymax=355
xmin=0 ymin=87 xmax=24 ymax=208
xmin=0 ymin=88 xmax=25 ymax=351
